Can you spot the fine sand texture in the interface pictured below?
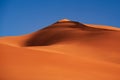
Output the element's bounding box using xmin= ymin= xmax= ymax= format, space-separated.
xmin=1 ymin=19 xmax=120 ymax=80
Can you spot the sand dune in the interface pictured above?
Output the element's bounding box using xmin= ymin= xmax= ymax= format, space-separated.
xmin=0 ymin=19 xmax=120 ymax=80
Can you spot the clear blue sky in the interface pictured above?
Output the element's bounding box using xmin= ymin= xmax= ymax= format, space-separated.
xmin=0 ymin=0 xmax=120 ymax=36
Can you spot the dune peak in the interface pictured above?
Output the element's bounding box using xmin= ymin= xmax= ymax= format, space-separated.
xmin=58 ymin=18 xmax=71 ymax=22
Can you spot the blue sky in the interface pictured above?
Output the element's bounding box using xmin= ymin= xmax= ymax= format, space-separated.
xmin=0 ymin=0 xmax=120 ymax=36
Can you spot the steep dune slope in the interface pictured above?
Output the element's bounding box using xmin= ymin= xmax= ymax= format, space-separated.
xmin=24 ymin=20 xmax=120 ymax=46
xmin=0 ymin=19 xmax=120 ymax=80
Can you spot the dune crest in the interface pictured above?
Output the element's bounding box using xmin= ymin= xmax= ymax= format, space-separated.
xmin=58 ymin=18 xmax=71 ymax=22
xmin=1 ymin=19 xmax=120 ymax=80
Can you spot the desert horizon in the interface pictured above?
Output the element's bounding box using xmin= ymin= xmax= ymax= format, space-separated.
xmin=1 ymin=19 xmax=120 ymax=80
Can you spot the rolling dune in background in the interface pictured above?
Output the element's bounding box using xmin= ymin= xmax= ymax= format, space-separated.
xmin=1 ymin=19 xmax=120 ymax=80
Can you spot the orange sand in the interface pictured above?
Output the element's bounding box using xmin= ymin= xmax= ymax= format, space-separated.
xmin=0 ymin=19 xmax=120 ymax=80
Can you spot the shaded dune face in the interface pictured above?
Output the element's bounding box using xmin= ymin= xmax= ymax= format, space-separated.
xmin=24 ymin=21 xmax=118 ymax=46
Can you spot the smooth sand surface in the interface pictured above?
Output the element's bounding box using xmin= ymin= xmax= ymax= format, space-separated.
xmin=1 ymin=20 xmax=120 ymax=80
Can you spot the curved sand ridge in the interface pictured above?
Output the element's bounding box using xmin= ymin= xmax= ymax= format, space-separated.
xmin=0 ymin=19 xmax=120 ymax=80
xmin=23 ymin=19 xmax=120 ymax=46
